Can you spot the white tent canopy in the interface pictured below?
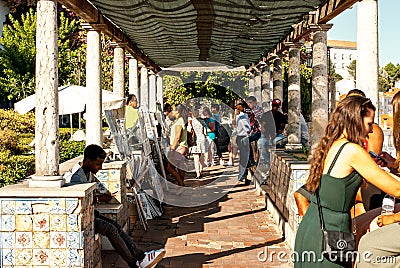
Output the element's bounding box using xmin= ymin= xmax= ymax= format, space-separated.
xmin=14 ymin=85 xmax=124 ymax=115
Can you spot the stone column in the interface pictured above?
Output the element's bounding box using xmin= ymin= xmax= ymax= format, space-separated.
xmin=310 ymin=24 xmax=333 ymax=150
xmin=329 ymin=78 xmax=336 ymax=113
xmin=261 ymin=63 xmax=271 ymax=110
xmin=248 ymin=72 xmax=255 ymax=97
xmin=128 ymin=56 xmax=139 ymax=97
xmin=140 ymin=65 xmax=149 ymax=109
xmin=156 ymin=75 xmax=163 ymax=110
xmin=254 ymin=69 xmax=262 ymax=103
xmin=285 ymin=42 xmax=303 ymax=150
xmin=112 ymin=44 xmax=125 ymax=99
xmin=148 ymin=71 xmax=156 ymax=112
xmin=30 ymin=0 xmax=63 ymax=187
xmin=84 ymin=25 xmax=102 ymax=146
xmin=357 ymin=0 xmax=379 ymax=111
xmin=112 ymin=44 xmax=125 ymax=119
xmin=273 ymin=56 xmax=283 ymax=103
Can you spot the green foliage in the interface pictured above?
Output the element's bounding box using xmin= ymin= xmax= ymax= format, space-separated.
xmin=0 ymin=151 xmax=35 ymax=187
xmin=347 ymin=60 xmax=356 ymax=80
xmin=282 ymin=62 xmax=313 ymax=116
xmin=58 ymin=11 xmax=86 ymax=86
xmin=59 ymin=140 xmax=85 ymax=163
xmin=0 ymin=131 xmax=84 ymax=187
xmin=0 ymin=129 xmax=18 ymax=153
xmin=163 ymin=71 xmax=247 ymax=107
xmin=300 ymin=64 xmax=312 ymax=116
xmin=0 ymin=9 xmax=36 ymax=101
xmin=329 ymin=61 xmax=343 ymax=82
xmin=0 ymin=8 xmax=86 ymax=102
xmin=101 ymin=34 xmax=114 ymax=91
xmin=0 ymin=109 xmax=35 ymax=133
xmin=16 ymin=133 xmax=34 ymax=153
xmin=59 ymin=127 xmax=73 ymax=141
xmin=3 ymin=0 xmax=36 ymax=13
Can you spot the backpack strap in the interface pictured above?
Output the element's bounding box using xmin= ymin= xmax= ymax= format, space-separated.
xmin=327 ymin=142 xmax=350 ymax=175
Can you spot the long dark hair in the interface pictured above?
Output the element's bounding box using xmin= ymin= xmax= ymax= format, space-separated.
xmin=307 ymin=96 xmax=376 ymax=192
xmin=392 ymin=92 xmax=400 ymax=166
xmin=175 ymin=104 xmax=188 ymax=124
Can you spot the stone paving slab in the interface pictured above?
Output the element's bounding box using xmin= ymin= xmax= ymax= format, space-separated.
xmin=102 ymin=178 xmax=293 ymax=267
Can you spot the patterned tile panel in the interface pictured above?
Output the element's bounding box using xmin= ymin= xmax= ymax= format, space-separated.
xmin=1 ymin=200 xmax=15 ymax=215
xmin=32 ymin=248 xmax=50 ymax=265
xmin=50 ymin=214 xmax=67 ymax=232
xmin=33 ymin=232 xmax=50 ymax=248
xmin=50 ymin=232 xmax=67 ymax=248
xmin=33 ymin=213 xmax=50 ymax=232
xmin=0 ymin=215 xmax=15 ymax=232
xmin=15 ymin=232 xmax=33 ymax=248
xmin=2 ymin=232 xmax=14 ymax=248
xmin=15 ymin=248 xmax=32 ymax=266
xmin=15 ymin=200 xmax=32 ymax=214
xmin=0 ymin=188 xmax=103 ymax=268
xmin=15 ymin=215 xmax=32 ymax=232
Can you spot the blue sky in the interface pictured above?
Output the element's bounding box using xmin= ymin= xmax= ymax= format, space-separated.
xmin=327 ymin=0 xmax=399 ymax=67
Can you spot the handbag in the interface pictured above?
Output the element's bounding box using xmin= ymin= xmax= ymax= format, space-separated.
xmin=316 ymin=191 xmax=357 ymax=263
xmin=187 ymin=121 xmax=197 ymax=147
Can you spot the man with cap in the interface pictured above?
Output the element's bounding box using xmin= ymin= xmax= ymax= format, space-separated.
xmin=271 ymin=98 xmax=286 ymax=138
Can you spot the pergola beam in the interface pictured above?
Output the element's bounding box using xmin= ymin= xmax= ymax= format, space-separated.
xmin=271 ymin=0 xmax=358 ymax=56
xmin=58 ymin=0 xmax=161 ymax=72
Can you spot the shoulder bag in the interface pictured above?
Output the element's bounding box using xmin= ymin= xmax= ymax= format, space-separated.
xmin=316 ymin=191 xmax=357 ymax=264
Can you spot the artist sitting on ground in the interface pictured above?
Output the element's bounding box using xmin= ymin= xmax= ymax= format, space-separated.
xmin=64 ymin=144 xmax=165 ymax=268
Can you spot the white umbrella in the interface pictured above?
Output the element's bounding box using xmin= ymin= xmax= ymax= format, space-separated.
xmin=14 ymin=85 xmax=124 ymax=115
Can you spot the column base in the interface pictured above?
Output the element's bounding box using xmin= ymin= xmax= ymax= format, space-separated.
xmin=29 ymin=175 xmax=64 ymax=188
xmin=285 ymin=143 xmax=303 ymax=152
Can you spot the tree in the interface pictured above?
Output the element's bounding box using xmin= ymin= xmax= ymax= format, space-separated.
xmin=383 ymin=62 xmax=400 ymax=86
xmin=0 ymin=8 xmax=86 ymax=102
xmin=163 ymin=71 xmax=246 ymax=107
xmin=0 ymin=9 xmax=36 ymax=101
xmin=329 ymin=61 xmax=343 ymax=82
xmin=57 ymin=11 xmax=86 ymax=87
xmin=347 ymin=60 xmax=356 ymax=81
xmin=282 ymin=61 xmax=313 ymax=116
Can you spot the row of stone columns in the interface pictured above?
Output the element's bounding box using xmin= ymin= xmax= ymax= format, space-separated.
xmin=246 ymin=26 xmax=332 ymax=151
xmin=32 ymin=0 xmax=163 ymax=187
xmin=248 ymin=58 xmax=283 ymax=111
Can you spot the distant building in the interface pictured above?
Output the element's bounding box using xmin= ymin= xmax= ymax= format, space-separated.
xmin=328 ymin=40 xmax=357 ymax=98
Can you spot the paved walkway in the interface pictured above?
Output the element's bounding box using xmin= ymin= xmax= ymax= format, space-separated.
xmin=102 ymin=161 xmax=292 ymax=268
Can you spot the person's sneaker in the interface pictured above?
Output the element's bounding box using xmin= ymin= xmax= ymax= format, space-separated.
xmin=137 ymin=248 xmax=166 ymax=268
xmin=224 ymin=162 xmax=233 ymax=166
xmin=219 ymin=159 xmax=225 ymax=166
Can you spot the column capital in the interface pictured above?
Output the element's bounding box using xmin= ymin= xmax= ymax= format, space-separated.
xmin=308 ymin=24 xmax=333 ymax=32
xmin=126 ymin=54 xmax=137 ymax=60
xmin=284 ymin=41 xmax=304 ymax=49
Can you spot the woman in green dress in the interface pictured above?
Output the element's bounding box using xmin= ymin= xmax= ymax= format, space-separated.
xmin=294 ymin=96 xmax=400 ymax=267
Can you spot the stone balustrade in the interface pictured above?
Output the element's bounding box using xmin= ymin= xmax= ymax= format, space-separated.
xmin=253 ymin=149 xmax=310 ymax=250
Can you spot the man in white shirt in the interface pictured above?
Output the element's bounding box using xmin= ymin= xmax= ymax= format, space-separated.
xmin=235 ymin=103 xmax=251 ymax=184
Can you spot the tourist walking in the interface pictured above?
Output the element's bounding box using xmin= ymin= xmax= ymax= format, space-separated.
xmin=167 ymin=104 xmax=188 ymax=186
xmin=235 ymin=103 xmax=251 ymax=184
xmin=189 ymin=109 xmax=209 ymax=179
